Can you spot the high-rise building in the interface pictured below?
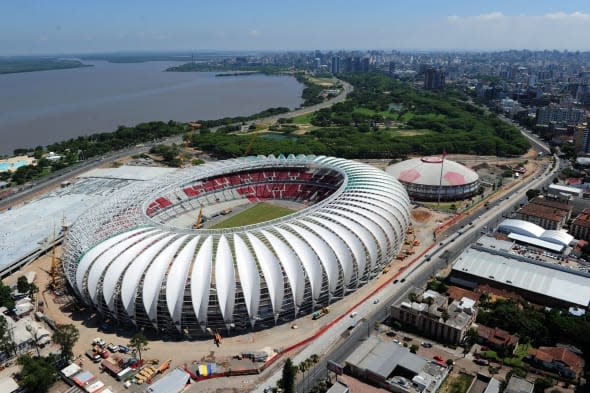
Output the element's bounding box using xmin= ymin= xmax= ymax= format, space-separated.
xmin=536 ymin=105 xmax=584 ymax=126
xmin=330 ymin=56 xmax=340 ymax=74
xmin=424 ymin=67 xmax=445 ymax=90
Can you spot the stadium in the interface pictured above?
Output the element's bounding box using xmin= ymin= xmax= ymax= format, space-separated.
xmin=386 ymin=156 xmax=479 ymax=201
xmin=63 ymin=154 xmax=411 ymax=336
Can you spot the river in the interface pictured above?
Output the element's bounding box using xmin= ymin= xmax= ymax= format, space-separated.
xmin=0 ymin=61 xmax=303 ymax=155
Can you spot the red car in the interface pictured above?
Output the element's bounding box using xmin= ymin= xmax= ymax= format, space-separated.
xmin=433 ymin=355 xmax=445 ymax=363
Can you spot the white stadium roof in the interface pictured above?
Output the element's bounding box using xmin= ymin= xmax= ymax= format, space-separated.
xmin=65 ymin=155 xmax=411 ymax=334
xmin=453 ymin=248 xmax=590 ymax=307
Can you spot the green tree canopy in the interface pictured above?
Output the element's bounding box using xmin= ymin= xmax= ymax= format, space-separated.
xmin=129 ymin=332 xmax=149 ymax=360
xmin=52 ymin=324 xmax=79 ymax=361
xmin=17 ymin=354 xmax=58 ymax=393
xmin=281 ymin=357 xmax=297 ymax=393
xmin=0 ymin=316 xmax=15 ymax=357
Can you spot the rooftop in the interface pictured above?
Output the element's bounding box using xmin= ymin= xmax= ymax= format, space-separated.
xmin=452 ymin=247 xmax=590 ymax=307
xmin=528 ymin=346 xmax=585 ymax=374
xmin=477 ymin=324 xmax=518 ymax=347
xmin=345 ymin=336 xmax=428 ymax=380
xmin=572 ymin=208 xmax=590 ymax=229
xmin=530 ymin=196 xmax=572 ymax=212
xmin=504 ymin=376 xmax=534 ymax=393
xmin=517 ymin=204 xmax=567 ymax=223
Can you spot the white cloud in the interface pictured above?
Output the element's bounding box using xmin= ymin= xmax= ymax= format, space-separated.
xmin=414 ymin=11 xmax=590 ymax=50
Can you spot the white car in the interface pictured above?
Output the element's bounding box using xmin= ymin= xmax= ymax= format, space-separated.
xmin=92 ymin=337 xmax=106 ymax=347
xmin=107 ymin=343 xmax=118 ymax=353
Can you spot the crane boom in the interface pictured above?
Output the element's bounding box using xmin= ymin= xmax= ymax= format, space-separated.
xmin=193 ymin=206 xmax=204 ymax=229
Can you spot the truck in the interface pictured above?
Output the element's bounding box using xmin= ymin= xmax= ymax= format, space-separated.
xmin=312 ymin=307 xmax=330 ymax=320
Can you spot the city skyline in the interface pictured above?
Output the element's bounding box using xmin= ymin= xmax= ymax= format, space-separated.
xmin=3 ymin=1 xmax=590 ymax=55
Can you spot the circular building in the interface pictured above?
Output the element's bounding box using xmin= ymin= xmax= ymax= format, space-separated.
xmin=64 ymin=154 xmax=411 ymax=336
xmin=386 ymin=156 xmax=479 ymax=201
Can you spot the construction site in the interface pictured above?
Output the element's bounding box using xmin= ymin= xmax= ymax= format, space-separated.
xmin=0 ymin=157 xmax=450 ymax=393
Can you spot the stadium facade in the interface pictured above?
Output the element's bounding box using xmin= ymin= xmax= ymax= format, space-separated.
xmin=64 ymin=155 xmax=411 ymax=336
xmin=386 ymin=156 xmax=479 ymax=201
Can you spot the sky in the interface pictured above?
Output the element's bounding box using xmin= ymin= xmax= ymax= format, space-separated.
xmin=2 ymin=0 xmax=590 ymax=55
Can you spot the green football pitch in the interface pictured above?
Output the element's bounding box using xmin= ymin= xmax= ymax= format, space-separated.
xmin=209 ymin=202 xmax=295 ymax=229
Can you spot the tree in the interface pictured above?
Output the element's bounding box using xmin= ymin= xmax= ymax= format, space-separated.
xmin=129 ymin=332 xmax=149 ymax=361
xmin=441 ymin=310 xmax=450 ymax=322
xmin=17 ymin=354 xmax=58 ymax=393
xmin=465 ymin=327 xmax=479 ymax=347
xmin=0 ymin=281 xmax=14 ymax=310
xmin=410 ymin=344 xmax=419 ymax=353
xmin=52 ymin=324 xmax=79 ymax=361
xmin=282 ymin=358 xmax=297 ymax=393
xmin=0 ymin=316 xmax=15 ymax=357
xmin=526 ymin=189 xmax=541 ymax=201
xmin=534 ymin=377 xmax=554 ymax=393
xmin=17 ymin=276 xmax=29 ymax=294
xmin=408 ymin=292 xmax=418 ymax=310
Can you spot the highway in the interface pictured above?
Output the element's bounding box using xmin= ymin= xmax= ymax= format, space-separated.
xmin=254 ymin=141 xmax=557 ymax=393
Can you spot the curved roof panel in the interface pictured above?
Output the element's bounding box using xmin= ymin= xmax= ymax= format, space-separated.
xmin=215 ymin=236 xmax=236 ymax=325
xmin=387 ymin=157 xmax=479 ymax=186
xmin=499 ymin=219 xmax=545 ymax=238
xmin=64 ymin=155 xmax=411 ymax=333
xmin=190 ymin=236 xmax=213 ymax=326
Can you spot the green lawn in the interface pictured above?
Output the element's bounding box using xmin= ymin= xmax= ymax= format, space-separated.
xmin=291 ymin=112 xmax=314 ymax=124
xmin=209 ymin=202 xmax=295 ymax=229
xmin=438 ymin=373 xmax=474 ymax=393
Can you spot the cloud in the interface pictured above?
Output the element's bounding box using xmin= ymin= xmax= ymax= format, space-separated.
xmin=422 ymin=11 xmax=590 ymax=50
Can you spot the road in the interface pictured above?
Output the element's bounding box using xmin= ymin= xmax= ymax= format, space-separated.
xmin=0 ymin=79 xmax=353 ymax=212
xmin=498 ymin=114 xmax=551 ymax=155
xmin=254 ymin=151 xmax=560 ymax=393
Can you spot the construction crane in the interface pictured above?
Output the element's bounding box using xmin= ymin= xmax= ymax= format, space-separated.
xmin=243 ymin=131 xmax=259 ymax=156
xmin=192 ymin=206 xmax=204 ymax=229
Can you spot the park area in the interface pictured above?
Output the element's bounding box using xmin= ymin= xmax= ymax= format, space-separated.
xmin=209 ymin=202 xmax=295 ymax=229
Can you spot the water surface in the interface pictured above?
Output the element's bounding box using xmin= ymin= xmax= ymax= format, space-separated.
xmin=0 ymin=61 xmax=303 ymax=154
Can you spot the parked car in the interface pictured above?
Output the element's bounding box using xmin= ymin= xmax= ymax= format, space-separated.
xmin=433 ymin=355 xmax=445 ymax=362
xmin=85 ymin=350 xmax=101 ymax=363
xmin=421 ymin=342 xmax=433 ymax=348
xmin=474 ymin=358 xmax=489 ymax=365
xmin=118 ymin=344 xmax=130 ymax=353
xmin=107 ymin=343 xmax=118 ymax=353
xmin=373 ymin=298 xmax=380 ymax=304
xmin=92 ymin=337 xmax=106 ymax=347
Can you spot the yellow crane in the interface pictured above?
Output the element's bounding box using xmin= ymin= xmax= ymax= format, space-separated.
xmin=244 ymin=131 xmax=259 ymax=156
xmin=192 ymin=206 xmax=204 ymax=229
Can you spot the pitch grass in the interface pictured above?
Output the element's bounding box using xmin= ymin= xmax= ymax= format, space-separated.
xmin=209 ymin=202 xmax=295 ymax=229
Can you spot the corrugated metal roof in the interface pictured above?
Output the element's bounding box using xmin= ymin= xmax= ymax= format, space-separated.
xmin=453 ymin=248 xmax=590 ymax=307
xmin=146 ymin=368 xmax=190 ymax=393
xmin=345 ymin=336 xmax=427 ymax=379
xmin=507 ymin=233 xmax=564 ymax=252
